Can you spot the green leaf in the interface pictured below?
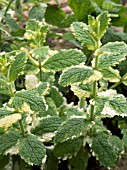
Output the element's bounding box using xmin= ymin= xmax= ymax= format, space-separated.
xmin=0 ymin=155 xmax=9 ymax=169
xmin=91 ymin=133 xmax=117 ymax=168
xmin=54 ymin=118 xmax=88 ymax=143
xmin=30 ymin=46 xmax=49 ymax=61
xmin=31 ymin=82 xmax=50 ymax=96
xmin=43 ymin=49 xmax=86 ymax=71
xmin=122 ymin=73 xmax=127 ymax=86
xmin=54 ymin=137 xmax=83 ymax=158
xmin=39 ymin=97 xmax=59 ymax=117
xmin=0 ymin=107 xmax=14 ymax=118
xmin=45 ymin=149 xmax=58 ymax=170
xmin=28 ymin=5 xmax=46 ymax=21
xmin=59 ymin=66 xmax=102 ymax=87
xmin=96 ymin=11 xmax=110 ymax=38
xmin=49 ymin=86 xmax=64 ymax=108
xmin=19 ymin=134 xmax=46 ymax=165
xmin=4 ymin=14 xmax=18 ymax=32
xmin=31 ymin=116 xmax=62 ymax=135
xmin=108 ymin=136 xmax=125 ymax=155
xmin=0 ymin=130 xmax=21 ymax=155
xmin=60 ymin=14 xmax=77 ymax=28
xmin=97 ymin=41 xmax=127 ymax=55
xmin=45 ymin=4 xmax=66 ymax=27
xmin=102 ymin=0 xmax=127 ymax=27
xmin=100 ymin=67 xmax=121 ymax=82
xmin=10 ymin=90 xmax=46 ymax=114
xmin=68 ymin=0 xmax=94 ymax=21
xmin=88 ymin=11 xmax=110 ymax=39
xmin=25 ymin=19 xmax=41 ymax=32
xmin=68 ymin=147 xmax=89 ymax=170
xmin=0 ymin=76 xmax=9 ymax=94
xmin=95 ymin=42 xmax=127 ymax=70
xmin=121 ymin=129 xmax=127 ymax=148
xmin=71 ymin=22 xmax=97 ymax=50
xmin=25 ymin=19 xmax=48 ymax=45
xmin=24 ymin=59 xmax=39 ymax=74
xmin=7 ymin=51 xmax=27 ymax=82
xmin=71 ymin=83 xmax=93 ymax=98
xmin=95 ymin=91 xmax=127 ymax=118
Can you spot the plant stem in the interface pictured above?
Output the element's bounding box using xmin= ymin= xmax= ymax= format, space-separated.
xmin=19 ymin=120 xmax=26 ymax=137
xmin=89 ymin=39 xmax=100 ymax=120
xmin=0 ymin=0 xmax=14 ymax=48
xmin=39 ymin=58 xmax=42 ymax=81
xmin=79 ymin=98 xmax=85 ymax=110
xmin=2 ymin=0 xmax=14 ymax=22
xmin=8 ymin=83 xmax=15 ymax=97
xmin=110 ymin=81 xmax=121 ymax=89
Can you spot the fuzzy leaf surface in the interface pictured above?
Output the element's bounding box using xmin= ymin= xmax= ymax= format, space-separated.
xmin=54 ymin=137 xmax=83 ymax=158
xmin=49 ymin=86 xmax=64 ymax=108
xmin=98 ymin=42 xmax=127 ymax=55
xmin=54 ymin=118 xmax=88 ymax=143
xmin=100 ymin=67 xmax=121 ymax=82
xmin=91 ymin=133 xmax=117 ymax=168
xmin=10 ymin=90 xmax=46 ymax=113
xmin=19 ymin=134 xmax=46 ymax=165
xmin=30 ymin=46 xmax=49 ymax=61
xmin=7 ymin=51 xmax=27 ymax=82
xmin=71 ymin=83 xmax=93 ymax=98
xmin=28 ymin=5 xmax=46 ymax=21
xmin=31 ymin=117 xmax=62 ymax=135
xmin=39 ymin=97 xmax=58 ymax=117
xmin=108 ymin=136 xmax=125 ymax=155
xmin=59 ymin=66 xmax=102 ymax=87
xmin=71 ymin=22 xmax=97 ymax=50
xmin=0 ymin=130 xmax=21 ymax=154
xmin=43 ymin=49 xmax=86 ymax=71
xmin=95 ymin=92 xmax=127 ymax=118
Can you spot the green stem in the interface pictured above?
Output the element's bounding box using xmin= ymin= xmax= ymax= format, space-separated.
xmin=8 ymin=83 xmax=15 ymax=97
xmin=110 ymin=81 xmax=121 ymax=89
xmin=89 ymin=39 xmax=100 ymax=120
xmin=1 ymin=0 xmax=14 ymax=23
xmin=39 ymin=58 xmax=42 ymax=81
xmin=0 ymin=0 xmax=14 ymax=48
xmin=79 ymin=98 xmax=85 ymax=110
xmin=19 ymin=120 xmax=26 ymax=137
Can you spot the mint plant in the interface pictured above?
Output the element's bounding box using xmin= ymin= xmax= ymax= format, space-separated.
xmin=1 ymin=7 xmax=127 ymax=170
xmin=53 ymin=11 xmax=127 ymax=169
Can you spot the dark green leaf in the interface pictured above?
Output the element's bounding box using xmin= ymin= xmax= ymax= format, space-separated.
xmin=54 ymin=137 xmax=83 ymax=158
xmin=68 ymin=0 xmax=94 ymax=21
xmin=71 ymin=22 xmax=97 ymax=50
xmin=69 ymin=147 xmax=89 ymax=170
xmin=43 ymin=49 xmax=86 ymax=71
xmin=0 ymin=130 xmax=21 ymax=155
xmin=0 ymin=154 xmax=9 ymax=169
xmin=4 ymin=14 xmax=18 ymax=32
xmin=91 ymin=133 xmax=117 ymax=168
xmin=7 ymin=51 xmax=27 ymax=82
xmin=31 ymin=116 xmax=62 ymax=135
xmin=45 ymin=4 xmax=66 ymax=27
xmin=54 ymin=118 xmax=88 ymax=143
xmin=28 ymin=5 xmax=46 ymax=21
xmin=19 ymin=134 xmax=46 ymax=165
